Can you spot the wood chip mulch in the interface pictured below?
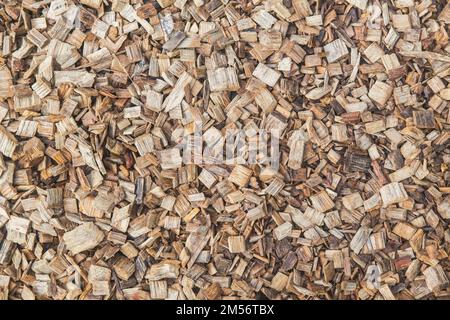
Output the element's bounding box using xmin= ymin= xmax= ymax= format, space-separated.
xmin=0 ymin=0 xmax=449 ymax=300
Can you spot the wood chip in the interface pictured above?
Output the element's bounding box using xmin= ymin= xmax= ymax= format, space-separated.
xmin=228 ymin=236 xmax=246 ymax=253
xmin=379 ymin=182 xmax=409 ymax=207
xmin=63 ymin=222 xmax=105 ymax=255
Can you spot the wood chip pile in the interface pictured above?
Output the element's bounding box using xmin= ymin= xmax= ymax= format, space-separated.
xmin=0 ymin=0 xmax=449 ymax=300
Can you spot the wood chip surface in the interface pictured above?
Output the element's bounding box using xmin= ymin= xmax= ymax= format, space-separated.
xmin=0 ymin=0 xmax=449 ymax=300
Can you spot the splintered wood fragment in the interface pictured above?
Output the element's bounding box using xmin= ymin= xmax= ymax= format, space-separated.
xmin=310 ymin=191 xmax=334 ymax=213
xmin=364 ymin=43 xmax=384 ymax=63
xmin=264 ymin=178 xmax=285 ymax=196
xmin=198 ymin=169 xmax=216 ymax=189
xmin=135 ymin=133 xmax=154 ymax=156
xmin=350 ymin=226 xmax=372 ymax=254
xmin=439 ymin=4 xmax=450 ymax=23
xmin=391 ymin=14 xmax=410 ymax=31
xmin=27 ymin=28 xmax=47 ymax=48
xmin=389 ymin=166 xmax=412 ymax=182
xmin=437 ymin=198 xmax=450 ymax=219
xmin=331 ymin=124 xmax=349 ymax=142
xmin=427 ymin=77 xmax=445 ymax=94
xmin=252 ymin=63 xmax=281 ymax=87
xmin=54 ymin=70 xmax=95 ymax=87
xmin=228 ymin=236 xmax=246 ymax=253
xmin=399 ymin=51 xmax=450 ymax=63
xmin=137 ymin=3 xmax=157 ymax=18
xmin=368 ymin=232 xmax=386 ymax=251
xmin=292 ymin=0 xmax=312 ymax=17
xmin=305 ymin=15 xmax=323 ymax=27
xmin=159 ymin=148 xmax=182 ymax=170
xmin=246 ymin=205 xmax=266 ymax=221
xmin=365 ymin=120 xmax=385 ymax=135
xmin=324 ymin=39 xmax=348 ymax=63
xmin=346 ymin=0 xmax=367 ymax=10
xmin=207 ymin=67 xmax=240 ymax=91
xmin=92 ymin=19 xmax=109 ymax=39
xmin=252 ymin=10 xmax=277 ymax=29
xmin=114 ymin=257 xmax=135 ymax=281
xmin=342 ymin=193 xmax=363 ymax=210
xmin=270 ymin=272 xmax=289 ymax=291
xmin=162 ymin=71 xmax=194 ymax=112
xmin=0 ymin=126 xmax=18 ymax=157
xmin=0 ymin=240 xmax=15 ymax=265
xmin=47 ymin=188 xmax=63 ymax=208
xmin=423 ymin=265 xmax=449 ymax=292
xmin=381 ymin=54 xmax=405 ymax=79
xmin=0 ymin=65 xmax=13 ymax=99
xmin=273 ymin=222 xmax=292 ymax=240
xmin=6 ymin=216 xmax=30 ymax=245
xmin=145 ymin=89 xmax=163 ymax=112
xmin=163 ymin=31 xmax=186 ymax=51
xmin=288 ymin=140 xmax=305 ymax=169
xmin=413 ymin=110 xmax=435 ymax=128
xmin=379 ymin=182 xmax=409 ymax=206
xmin=379 ymin=284 xmax=396 ymax=300
xmin=0 ymin=275 xmax=10 ymax=300
xmin=368 ymin=81 xmax=393 ymax=106
xmin=31 ymin=17 xmax=47 ymax=30
xmin=392 ymin=222 xmax=417 ymax=240
xmin=0 ymin=207 xmax=8 ymax=228
xmin=149 ymin=281 xmax=167 ymax=299
xmin=146 ymin=262 xmax=179 ymax=280
xmin=88 ymin=265 xmax=112 ymax=296
xmin=439 ymin=89 xmax=450 ymax=100
xmin=202 ymin=283 xmax=222 ymax=300
xmin=81 ymin=0 xmax=103 ymax=9
xmin=124 ymin=106 xmax=141 ymax=118
xmin=228 ymin=165 xmax=252 ymax=187
xmin=305 ymin=86 xmax=331 ymax=100
xmin=31 ymin=77 xmax=52 ymax=98
xmin=63 ymin=222 xmax=105 ymax=255
xmin=164 ymin=216 xmax=180 ymax=230
xmin=125 ymin=43 xmax=143 ymax=63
